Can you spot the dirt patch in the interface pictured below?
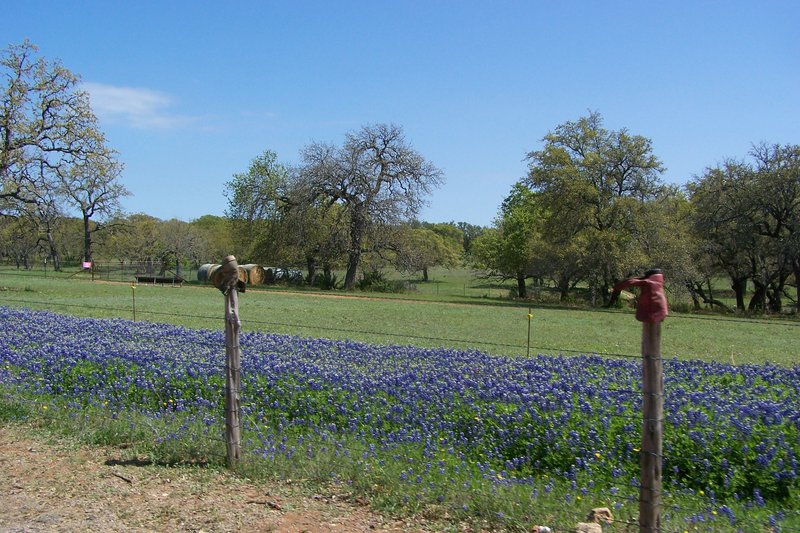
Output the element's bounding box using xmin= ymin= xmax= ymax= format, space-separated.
xmin=0 ymin=424 xmax=434 ymax=532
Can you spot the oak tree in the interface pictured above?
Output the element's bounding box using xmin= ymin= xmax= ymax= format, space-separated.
xmin=300 ymin=123 xmax=443 ymax=289
xmin=1 ymin=41 xmax=105 ymax=217
xmin=525 ymin=112 xmax=665 ymax=302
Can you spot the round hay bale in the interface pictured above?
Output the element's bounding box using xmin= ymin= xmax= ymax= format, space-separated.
xmin=242 ymin=264 xmax=266 ymax=285
xmin=213 ymin=265 xmax=246 ymax=286
xmin=208 ymin=261 xmax=246 ymax=291
xmin=208 ymin=264 xmax=227 ymax=288
xmin=197 ymin=263 xmax=220 ymax=283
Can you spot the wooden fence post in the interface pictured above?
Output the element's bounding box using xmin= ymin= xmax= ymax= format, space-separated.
xmin=639 ymin=321 xmax=663 ymax=532
xmin=218 ymin=255 xmax=243 ymax=468
xmin=610 ymin=268 xmax=667 ymax=532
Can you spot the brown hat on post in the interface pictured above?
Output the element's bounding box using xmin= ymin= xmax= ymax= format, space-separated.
xmin=215 ymin=255 xmax=246 ymax=295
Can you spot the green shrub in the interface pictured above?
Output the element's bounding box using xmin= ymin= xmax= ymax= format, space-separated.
xmin=313 ymin=270 xmax=340 ymax=290
xmin=357 ymin=270 xmax=407 ymax=293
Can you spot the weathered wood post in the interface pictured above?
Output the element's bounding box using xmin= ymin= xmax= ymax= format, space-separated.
xmin=611 ymin=269 xmax=668 ymax=533
xmin=640 ymin=320 xmax=663 ymax=532
xmin=215 ymin=255 xmax=246 ymax=468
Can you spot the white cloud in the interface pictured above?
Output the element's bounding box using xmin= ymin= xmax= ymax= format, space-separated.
xmin=81 ymin=82 xmax=197 ymax=130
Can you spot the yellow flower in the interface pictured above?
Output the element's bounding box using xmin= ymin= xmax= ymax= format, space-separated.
xmin=42 ymin=405 xmax=48 ymax=410
xmin=527 ymin=314 xmax=533 ymax=320
xmin=595 ymin=452 xmax=602 ymax=460
xmin=699 ymin=490 xmax=705 ymax=496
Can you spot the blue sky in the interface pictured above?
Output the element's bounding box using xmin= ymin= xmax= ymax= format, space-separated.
xmin=6 ymin=1 xmax=799 ymax=226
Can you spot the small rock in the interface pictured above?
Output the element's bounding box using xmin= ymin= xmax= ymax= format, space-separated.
xmin=266 ymin=500 xmax=282 ymax=510
xmin=587 ymin=506 xmax=613 ymax=523
xmin=574 ymin=523 xmax=602 ymax=533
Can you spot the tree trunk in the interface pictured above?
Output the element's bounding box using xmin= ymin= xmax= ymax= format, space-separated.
xmin=422 ymin=266 xmax=429 ymax=282
xmin=175 ymin=255 xmax=183 ymax=279
xmin=45 ymin=226 xmax=62 ymax=271
xmin=516 ymin=275 xmax=527 ymax=298
xmin=559 ymin=286 xmax=569 ymax=302
xmin=82 ymin=213 xmax=93 ymax=264
xmin=748 ymin=281 xmax=767 ymax=311
xmin=767 ymin=276 xmax=785 ymax=312
xmin=306 ymin=256 xmax=317 ymax=286
xmin=692 ymin=282 xmax=733 ymax=312
xmin=600 ymin=280 xmax=611 ymax=306
xmin=558 ymin=274 xmax=570 ymax=302
xmin=322 ymin=264 xmax=333 ymax=289
xmin=344 ymin=252 xmax=359 ymax=290
xmin=686 ymin=283 xmax=701 ymax=310
xmin=344 ymin=207 xmax=366 ymax=290
xmin=794 ymin=261 xmax=800 ymax=314
xmin=706 ymin=278 xmax=714 ymax=308
xmin=731 ymin=277 xmax=747 ymax=311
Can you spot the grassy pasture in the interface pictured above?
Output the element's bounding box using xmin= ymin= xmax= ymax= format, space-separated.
xmin=0 ymin=266 xmax=798 ymax=366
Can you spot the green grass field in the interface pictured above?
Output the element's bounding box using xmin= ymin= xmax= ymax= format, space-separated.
xmin=1 ymin=266 xmax=797 ymax=366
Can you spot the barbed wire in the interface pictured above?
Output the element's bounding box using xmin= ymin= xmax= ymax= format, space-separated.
xmin=0 ymin=295 xmax=648 ymax=358
xmin=3 ymin=266 xmax=798 ymax=327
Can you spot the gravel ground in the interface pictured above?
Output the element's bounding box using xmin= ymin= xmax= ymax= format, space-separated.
xmin=0 ymin=424 xmax=434 ymax=533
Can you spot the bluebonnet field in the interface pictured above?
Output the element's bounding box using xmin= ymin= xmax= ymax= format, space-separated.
xmin=1 ymin=305 xmax=798 ymax=530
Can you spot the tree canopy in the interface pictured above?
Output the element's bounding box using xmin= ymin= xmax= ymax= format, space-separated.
xmin=471 ymin=183 xmax=545 ymax=298
xmin=299 ymin=123 xmax=444 ymax=289
xmin=521 ymin=112 xmax=667 ymax=302
xmin=688 ymin=143 xmax=800 ymax=311
xmin=1 ymin=41 xmax=126 ymax=267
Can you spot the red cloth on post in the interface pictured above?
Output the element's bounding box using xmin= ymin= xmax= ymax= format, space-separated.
xmin=613 ymin=272 xmax=668 ymax=323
